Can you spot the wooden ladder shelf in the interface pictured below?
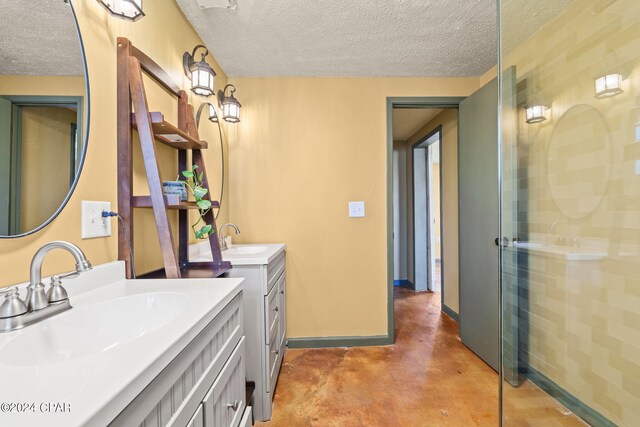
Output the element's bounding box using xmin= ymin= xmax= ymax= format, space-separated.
xmin=117 ymin=37 xmax=231 ymax=279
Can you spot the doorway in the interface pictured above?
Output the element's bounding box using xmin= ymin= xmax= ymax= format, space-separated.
xmin=388 ymin=99 xmax=462 ymax=339
xmin=412 ymin=127 xmax=441 ymax=293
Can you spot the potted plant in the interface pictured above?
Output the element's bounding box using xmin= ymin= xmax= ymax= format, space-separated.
xmin=181 ymin=165 xmax=215 ymax=239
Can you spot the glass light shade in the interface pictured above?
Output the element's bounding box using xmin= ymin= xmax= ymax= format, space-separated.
xmin=594 ymin=73 xmax=623 ymax=98
xmin=525 ymin=105 xmax=547 ymax=124
xmin=98 ymin=0 xmax=144 ymax=21
xmin=190 ymin=64 xmax=215 ymax=97
xmin=222 ymin=97 xmax=241 ymax=123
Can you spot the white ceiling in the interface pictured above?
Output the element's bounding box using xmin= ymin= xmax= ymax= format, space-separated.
xmin=0 ymin=0 xmax=84 ymax=76
xmin=392 ymin=108 xmax=443 ymax=142
xmin=177 ymin=0 xmax=499 ymax=77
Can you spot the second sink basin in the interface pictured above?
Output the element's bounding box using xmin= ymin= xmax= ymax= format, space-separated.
xmin=224 ymin=245 xmax=268 ymax=255
xmin=0 ymin=292 xmax=187 ymax=366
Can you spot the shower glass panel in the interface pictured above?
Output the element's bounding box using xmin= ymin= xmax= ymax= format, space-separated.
xmin=499 ymin=1 xmax=640 ymax=425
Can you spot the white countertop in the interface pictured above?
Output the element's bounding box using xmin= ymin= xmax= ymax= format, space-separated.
xmin=190 ymin=242 xmax=286 ymax=265
xmin=0 ymin=261 xmax=243 ymax=427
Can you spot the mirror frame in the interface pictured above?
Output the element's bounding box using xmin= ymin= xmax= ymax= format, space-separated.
xmin=0 ymin=0 xmax=90 ymax=239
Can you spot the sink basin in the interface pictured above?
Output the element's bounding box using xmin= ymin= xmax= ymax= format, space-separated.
xmin=0 ymin=292 xmax=187 ymax=366
xmin=513 ymin=241 xmax=606 ymax=261
xmin=224 ymin=245 xmax=268 ymax=255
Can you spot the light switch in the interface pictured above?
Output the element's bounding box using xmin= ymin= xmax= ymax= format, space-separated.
xmin=349 ymin=201 xmax=365 ymax=218
xmin=81 ymin=201 xmax=112 ymax=239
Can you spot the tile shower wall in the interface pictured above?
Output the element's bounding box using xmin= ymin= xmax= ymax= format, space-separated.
xmin=501 ymin=0 xmax=640 ymax=425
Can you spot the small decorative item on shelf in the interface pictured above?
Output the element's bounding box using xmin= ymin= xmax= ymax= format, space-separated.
xmin=162 ymin=181 xmax=188 ymax=202
xmin=181 ymin=165 xmax=215 ymax=239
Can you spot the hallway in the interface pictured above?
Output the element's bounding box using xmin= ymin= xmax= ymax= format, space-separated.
xmin=259 ymin=288 xmax=586 ymax=426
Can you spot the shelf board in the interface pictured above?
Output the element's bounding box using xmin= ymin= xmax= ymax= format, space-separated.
xmin=132 ymin=194 xmax=220 ymax=210
xmin=139 ymin=261 xmax=232 ymax=279
xmin=131 ymin=112 xmax=208 ymax=150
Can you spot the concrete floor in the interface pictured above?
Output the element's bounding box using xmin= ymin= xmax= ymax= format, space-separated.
xmin=258 ymin=288 xmax=586 ymax=426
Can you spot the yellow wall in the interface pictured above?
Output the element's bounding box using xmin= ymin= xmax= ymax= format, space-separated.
xmin=502 ymin=0 xmax=640 ymax=424
xmin=0 ymin=76 xmax=85 ymax=97
xmin=20 ymin=107 xmax=76 ymax=232
xmin=228 ymin=77 xmax=477 ymax=338
xmin=404 ymin=109 xmax=459 ymax=313
xmin=0 ymin=0 xmax=229 ymax=284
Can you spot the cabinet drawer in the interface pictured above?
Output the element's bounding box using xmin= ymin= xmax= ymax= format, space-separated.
xmin=264 ymin=282 xmax=280 ymax=342
xmin=265 ymin=326 xmax=281 ymax=393
xmin=186 ymin=404 xmax=203 ymax=427
xmin=203 ymin=338 xmax=246 ymax=427
xmin=266 ymin=252 xmax=285 ymax=293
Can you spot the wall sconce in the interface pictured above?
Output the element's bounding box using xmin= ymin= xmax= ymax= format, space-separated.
xmin=183 ymin=45 xmax=216 ymax=97
xmin=97 ymin=0 xmax=144 ymax=21
xmin=594 ymin=73 xmax=623 ymax=98
xmin=525 ymin=105 xmax=548 ymax=124
xmin=217 ymin=84 xmax=241 ymax=123
xmin=196 ymin=102 xmax=218 ymax=127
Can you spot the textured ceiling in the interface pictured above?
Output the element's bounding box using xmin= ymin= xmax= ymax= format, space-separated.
xmin=177 ymin=0 xmax=499 ymax=77
xmin=392 ymin=108 xmax=443 ymax=142
xmin=0 ymin=0 xmax=84 ymax=76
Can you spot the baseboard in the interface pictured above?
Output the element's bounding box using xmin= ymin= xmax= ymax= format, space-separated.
xmin=442 ymin=304 xmax=459 ymax=322
xmin=524 ymin=365 xmax=616 ymax=427
xmin=287 ymin=335 xmax=392 ymax=348
xmin=393 ymin=279 xmax=412 ymax=287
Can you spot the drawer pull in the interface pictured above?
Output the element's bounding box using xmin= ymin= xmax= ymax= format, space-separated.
xmin=226 ymin=400 xmax=240 ymax=411
xmin=274 ymin=306 xmax=279 ymax=312
xmin=279 ymin=290 xmax=285 ymax=294
xmin=274 ymin=349 xmax=280 ymax=355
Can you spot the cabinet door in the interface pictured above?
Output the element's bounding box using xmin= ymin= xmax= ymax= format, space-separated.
xmin=277 ymin=273 xmax=286 ymax=350
xmin=203 ymin=338 xmax=246 ymax=427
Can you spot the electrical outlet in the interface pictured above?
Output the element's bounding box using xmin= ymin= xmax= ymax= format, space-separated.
xmin=82 ymin=201 xmax=112 ymax=239
xmin=349 ymin=201 xmax=365 ymax=218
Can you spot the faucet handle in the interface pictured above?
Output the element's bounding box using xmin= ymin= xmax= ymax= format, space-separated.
xmin=0 ymin=287 xmax=28 ymax=319
xmin=47 ymin=276 xmax=69 ymax=303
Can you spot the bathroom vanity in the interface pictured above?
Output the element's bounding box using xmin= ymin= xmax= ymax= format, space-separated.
xmin=0 ymin=261 xmax=251 ymax=427
xmin=190 ymin=243 xmax=287 ymax=421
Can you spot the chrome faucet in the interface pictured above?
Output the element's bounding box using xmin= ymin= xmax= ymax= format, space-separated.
xmin=549 ymin=219 xmax=567 ymax=245
xmin=0 ymin=241 xmax=92 ymax=333
xmin=219 ymin=223 xmax=240 ymax=251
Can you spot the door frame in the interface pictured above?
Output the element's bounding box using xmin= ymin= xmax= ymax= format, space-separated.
xmin=385 ymin=97 xmax=465 ymax=343
xmin=411 ymin=125 xmax=442 ymax=293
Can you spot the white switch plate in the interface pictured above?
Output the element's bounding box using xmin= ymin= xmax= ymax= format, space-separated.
xmin=349 ymin=201 xmax=365 ymax=218
xmin=82 ymin=201 xmax=112 ymax=239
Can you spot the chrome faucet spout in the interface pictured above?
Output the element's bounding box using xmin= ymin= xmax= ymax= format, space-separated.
xmin=219 ymin=223 xmax=241 ymax=251
xmin=26 ymin=241 xmax=92 ymax=311
xmin=29 ymin=241 xmax=92 ymax=287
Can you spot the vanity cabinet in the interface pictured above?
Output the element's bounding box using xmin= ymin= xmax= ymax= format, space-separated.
xmin=110 ymin=292 xmax=252 ymax=427
xmin=225 ymin=249 xmax=287 ymax=422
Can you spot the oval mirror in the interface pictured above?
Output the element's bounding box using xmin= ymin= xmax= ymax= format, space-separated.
xmin=547 ymin=104 xmax=611 ymax=219
xmin=0 ymin=0 xmax=89 ymax=237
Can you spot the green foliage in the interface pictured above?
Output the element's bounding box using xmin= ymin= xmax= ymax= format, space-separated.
xmin=181 ymin=165 xmax=215 ymax=240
